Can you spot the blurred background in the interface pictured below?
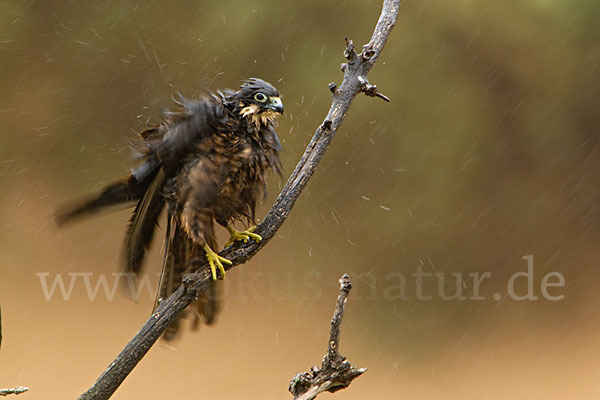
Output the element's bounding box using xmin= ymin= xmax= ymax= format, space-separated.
xmin=1 ymin=0 xmax=599 ymax=398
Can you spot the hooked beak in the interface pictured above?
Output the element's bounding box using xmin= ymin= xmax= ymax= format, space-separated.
xmin=266 ymin=96 xmax=284 ymax=114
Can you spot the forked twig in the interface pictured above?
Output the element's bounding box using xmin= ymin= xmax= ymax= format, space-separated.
xmin=289 ymin=274 xmax=365 ymax=400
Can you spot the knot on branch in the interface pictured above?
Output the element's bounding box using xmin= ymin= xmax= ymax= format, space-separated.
xmin=338 ymin=273 xmax=352 ymax=292
xmin=182 ymin=265 xmax=213 ymax=300
xmin=289 ymin=370 xmax=315 ymax=396
xmin=181 ymin=273 xmax=200 ymax=300
xmin=289 ymin=359 xmax=366 ymax=399
xmin=357 ymin=76 xmax=391 ymax=102
xmin=343 ymin=37 xmax=357 ymax=63
xmin=360 ymin=42 xmax=376 ymax=61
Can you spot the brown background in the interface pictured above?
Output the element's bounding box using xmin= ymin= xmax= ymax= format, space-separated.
xmin=1 ymin=0 xmax=599 ymax=398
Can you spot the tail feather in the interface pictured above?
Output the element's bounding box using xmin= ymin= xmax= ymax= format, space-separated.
xmin=156 ymin=210 xmax=190 ymax=341
xmin=155 ymin=209 xmax=220 ymax=341
xmin=194 ymin=281 xmax=220 ymax=326
xmin=124 ymin=167 xmax=167 ymax=275
xmin=153 ymin=210 xmax=187 ymax=312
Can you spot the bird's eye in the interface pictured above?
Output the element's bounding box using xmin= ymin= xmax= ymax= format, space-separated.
xmin=254 ymin=93 xmax=267 ymax=102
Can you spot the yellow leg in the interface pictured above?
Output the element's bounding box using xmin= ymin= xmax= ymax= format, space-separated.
xmin=203 ymin=244 xmax=232 ymax=280
xmin=225 ymin=224 xmax=262 ymax=248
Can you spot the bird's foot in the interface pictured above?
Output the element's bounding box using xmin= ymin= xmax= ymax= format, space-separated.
xmin=203 ymin=244 xmax=232 ymax=280
xmin=225 ymin=225 xmax=262 ymax=248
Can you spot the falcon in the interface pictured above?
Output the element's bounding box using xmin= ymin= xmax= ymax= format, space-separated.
xmin=57 ymin=78 xmax=284 ymax=339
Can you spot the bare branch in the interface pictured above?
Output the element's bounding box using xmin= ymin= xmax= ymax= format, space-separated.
xmin=0 ymin=387 xmax=29 ymax=397
xmin=78 ymin=1 xmax=400 ymax=398
xmin=289 ymin=274 xmax=365 ymax=400
xmin=326 ymin=274 xmax=352 ymax=364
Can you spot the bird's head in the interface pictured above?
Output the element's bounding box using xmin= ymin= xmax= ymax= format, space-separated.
xmin=236 ymin=78 xmax=283 ymax=127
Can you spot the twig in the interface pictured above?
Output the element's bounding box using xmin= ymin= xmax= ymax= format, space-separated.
xmin=326 ymin=274 xmax=353 ymax=365
xmin=0 ymin=307 xmax=29 ymax=397
xmin=0 ymin=387 xmax=29 ymax=397
xmin=289 ymin=274 xmax=365 ymax=400
xmin=78 ymin=1 xmax=400 ymax=399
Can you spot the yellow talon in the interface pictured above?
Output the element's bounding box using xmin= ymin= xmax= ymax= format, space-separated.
xmin=203 ymin=244 xmax=232 ymax=280
xmin=225 ymin=225 xmax=262 ymax=248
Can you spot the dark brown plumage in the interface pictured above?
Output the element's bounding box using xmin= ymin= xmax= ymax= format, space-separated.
xmin=57 ymin=78 xmax=283 ymax=340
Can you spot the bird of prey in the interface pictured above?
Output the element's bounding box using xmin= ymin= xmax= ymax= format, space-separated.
xmin=57 ymin=78 xmax=284 ymax=339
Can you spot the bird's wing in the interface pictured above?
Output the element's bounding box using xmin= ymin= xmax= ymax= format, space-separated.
xmin=144 ymin=94 xmax=228 ymax=168
xmin=124 ymin=94 xmax=228 ymax=274
xmin=56 ymin=94 xmax=224 ymax=225
xmin=57 ymin=93 xmax=229 ymax=339
xmin=57 ymin=94 xmax=226 ymax=272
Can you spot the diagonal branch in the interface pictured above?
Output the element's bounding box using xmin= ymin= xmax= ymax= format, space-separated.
xmin=289 ymin=274 xmax=365 ymax=400
xmin=78 ymin=1 xmax=400 ymax=399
